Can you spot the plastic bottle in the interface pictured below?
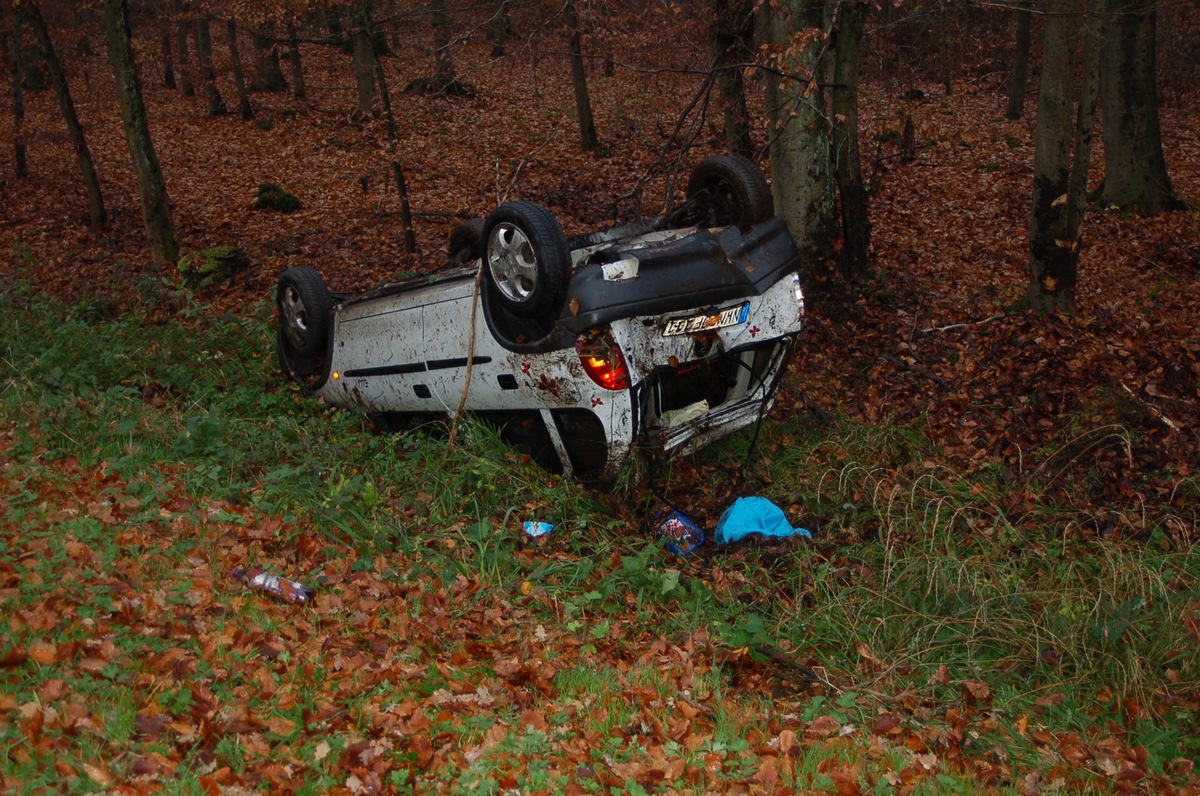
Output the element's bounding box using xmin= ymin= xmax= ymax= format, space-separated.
xmin=232 ymin=567 xmax=314 ymax=604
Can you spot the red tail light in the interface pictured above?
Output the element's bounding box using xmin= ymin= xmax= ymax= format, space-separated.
xmin=577 ymin=330 xmax=630 ymax=391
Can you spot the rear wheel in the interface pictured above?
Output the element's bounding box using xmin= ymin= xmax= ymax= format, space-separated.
xmin=447 ymin=217 xmax=485 ymax=265
xmin=277 ymin=266 xmax=332 ymax=358
xmin=482 ymin=201 xmax=570 ymax=318
xmin=684 ymin=153 xmax=774 ymax=229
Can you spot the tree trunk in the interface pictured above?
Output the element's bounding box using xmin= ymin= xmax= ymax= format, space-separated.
xmin=759 ymin=0 xmax=835 ymax=271
xmin=9 ymin=3 xmax=28 ymax=178
xmin=1067 ymin=3 xmax=1102 ymax=242
xmin=171 ymin=0 xmax=193 ymax=97
xmin=104 ymin=0 xmax=179 ymax=267
xmin=363 ymin=15 xmax=416 ymax=253
xmin=710 ymin=0 xmax=754 ymax=157
xmin=156 ymin=1 xmax=175 ymax=89
xmin=286 ymin=24 xmax=306 ymax=100
xmin=322 ymin=8 xmax=343 ymax=40
xmin=831 ymin=0 xmax=870 ymax=281
xmin=1028 ymin=0 xmax=1096 ymax=314
xmin=351 ymin=28 xmax=376 ymax=117
xmin=937 ymin=0 xmax=955 ymax=96
xmin=252 ymin=31 xmax=287 ymax=92
xmin=564 ymin=0 xmax=600 ymax=153
xmin=226 ymin=20 xmax=252 ymax=119
xmin=23 ymin=0 xmax=106 ymax=229
xmin=1099 ymin=0 xmax=1179 ymax=214
xmin=431 ymin=0 xmax=455 ymax=88
xmin=1005 ymin=0 xmax=1031 ymax=121
xmin=488 ymin=0 xmax=510 ymax=57
xmin=194 ymin=16 xmax=226 ymax=116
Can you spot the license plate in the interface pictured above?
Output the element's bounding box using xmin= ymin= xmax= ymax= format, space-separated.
xmin=662 ymin=303 xmax=750 ymax=337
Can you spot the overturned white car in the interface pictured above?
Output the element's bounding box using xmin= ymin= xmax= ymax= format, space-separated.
xmin=276 ymin=154 xmax=805 ymax=481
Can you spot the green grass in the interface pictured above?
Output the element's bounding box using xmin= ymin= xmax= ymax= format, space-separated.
xmin=1 ymin=276 xmax=1196 ymax=793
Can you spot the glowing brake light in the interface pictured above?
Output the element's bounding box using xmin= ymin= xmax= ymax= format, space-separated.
xmin=577 ymin=330 xmax=630 ymax=391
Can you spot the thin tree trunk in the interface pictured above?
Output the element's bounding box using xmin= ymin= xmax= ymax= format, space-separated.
xmin=252 ymin=31 xmax=287 ymax=91
xmin=194 ymin=16 xmax=226 ymax=116
xmin=368 ymin=26 xmax=416 ymax=253
xmin=157 ymin=1 xmax=175 ymax=89
xmin=831 ymin=0 xmax=870 ymax=281
xmin=172 ymin=0 xmax=193 ymax=97
xmin=564 ymin=0 xmax=600 ymax=152
xmin=1006 ymin=0 xmax=1031 ymax=121
xmin=937 ymin=0 xmax=955 ymax=96
xmin=226 ymin=20 xmax=252 ymax=119
xmin=286 ymin=24 xmax=305 ymax=99
xmin=1028 ymin=0 xmax=1084 ymax=314
xmin=351 ymin=27 xmax=376 ymax=117
xmin=489 ymin=0 xmax=509 ymax=57
xmin=9 ymin=3 xmax=28 ymax=179
xmin=104 ymin=0 xmax=179 ymax=267
xmin=23 ymin=0 xmax=106 ymax=229
xmin=431 ymin=0 xmax=454 ymax=87
xmin=710 ymin=0 xmax=754 ymax=157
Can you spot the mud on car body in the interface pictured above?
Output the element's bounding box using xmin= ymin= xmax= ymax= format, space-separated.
xmin=276 ymin=154 xmax=806 ymax=481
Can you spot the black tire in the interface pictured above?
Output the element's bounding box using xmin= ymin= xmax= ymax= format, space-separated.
xmin=685 ymin=153 xmax=774 ymax=229
xmin=482 ymin=201 xmax=570 ymax=317
xmin=276 ymin=266 xmax=332 ymax=358
xmin=447 ymin=217 xmax=485 ymax=264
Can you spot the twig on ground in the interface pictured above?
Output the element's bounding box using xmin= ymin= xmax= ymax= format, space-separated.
xmin=920 ymin=314 xmax=1003 ymax=333
xmin=1122 ymin=382 xmax=1181 ymax=430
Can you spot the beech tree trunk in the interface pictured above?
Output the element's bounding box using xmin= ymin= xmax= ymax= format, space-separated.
xmin=104 ymin=0 xmax=179 ymax=267
xmin=431 ymin=0 xmax=455 ymax=88
xmin=351 ymin=27 xmax=376 ymax=117
xmin=759 ymin=0 xmax=835 ymax=270
xmin=9 ymin=3 xmax=28 ymax=179
xmin=1006 ymin=0 xmax=1031 ymax=121
xmin=171 ymin=0 xmax=193 ymax=97
xmin=23 ymin=0 xmax=106 ymax=229
xmin=1099 ymin=0 xmax=1179 ymax=214
xmin=226 ymin=20 xmax=252 ymax=119
xmin=252 ymin=31 xmax=287 ymax=92
xmin=710 ymin=0 xmax=754 ymax=157
xmin=1028 ymin=0 xmax=1099 ymax=314
xmin=831 ymin=0 xmax=870 ymax=281
xmin=194 ymin=16 xmax=227 ymax=116
xmin=156 ymin=1 xmax=175 ymax=89
xmin=365 ymin=16 xmax=416 ymax=253
xmin=488 ymin=0 xmax=510 ymax=57
xmin=564 ymin=0 xmax=600 ymax=153
xmin=286 ymin=24 xmax=305 ymax=100
xmin=937 ymin=0 xmax=955 ymax=96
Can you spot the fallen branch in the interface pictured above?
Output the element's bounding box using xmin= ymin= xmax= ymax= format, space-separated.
xmin=920 ymin=314 xmax=1003 ymax=333
xmin=1122 ymin=382 xmax=1182 ymax=430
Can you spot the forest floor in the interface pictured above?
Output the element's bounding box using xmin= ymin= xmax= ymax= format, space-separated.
xmin=2 ymin=13 xmax=1199 ymax=794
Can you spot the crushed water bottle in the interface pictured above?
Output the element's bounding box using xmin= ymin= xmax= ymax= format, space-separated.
xmin=232 ymin=567 xmax=314 ymax=604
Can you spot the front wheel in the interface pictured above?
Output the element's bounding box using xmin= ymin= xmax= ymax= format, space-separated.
xmin=684 ymin=153 xmax=774 ymax=229
xmin=277 ymin=266 xmax=332 ymax=358
xmin=482 ymin=201 xmax=570 ymax=318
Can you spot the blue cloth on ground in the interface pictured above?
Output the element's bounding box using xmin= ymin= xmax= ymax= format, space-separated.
xmin=715 ymin=497 xmax=812 ymax=545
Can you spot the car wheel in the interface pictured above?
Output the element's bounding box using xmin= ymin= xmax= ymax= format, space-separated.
xmin=685 ymin=153 xmax=774 ymax=228
xmin=277 ymin=266 xmax=332 ymax=358
xmin=482 ymin=201 xmax=570 ymax=317
xmin=447 ymin=217 xmax=485 ymax=265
